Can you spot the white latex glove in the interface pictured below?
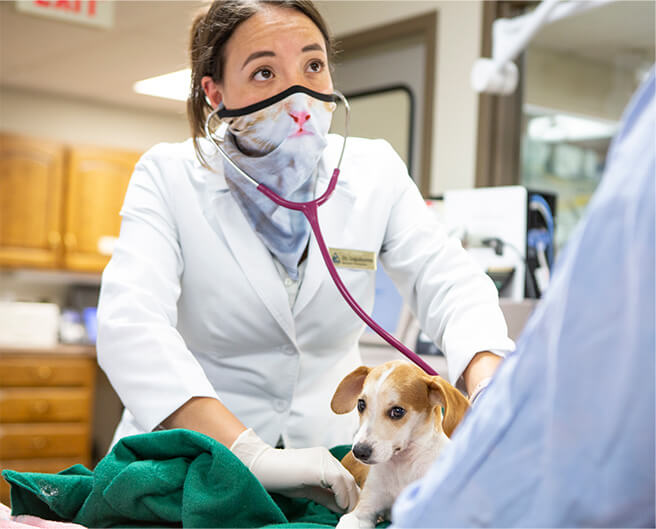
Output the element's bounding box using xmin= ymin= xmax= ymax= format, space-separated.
xmin=231 ymin=428 xmax=359 ymax=513
xmin=336 ymin=511 xmax=375 ymax=529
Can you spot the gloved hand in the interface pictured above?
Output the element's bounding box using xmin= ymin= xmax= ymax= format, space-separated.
xmin=231 ymin=428 xmax=359 ymax=513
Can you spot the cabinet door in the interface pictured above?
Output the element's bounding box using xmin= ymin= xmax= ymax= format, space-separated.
xmin=0 ymin=134 xmax=65 ymax=268
xmin=63 ymin=146 xmax=141 ymax=272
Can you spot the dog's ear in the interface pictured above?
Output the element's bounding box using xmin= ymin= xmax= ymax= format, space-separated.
xmin=331 ymin=366 xmax=370 ymax=414
xmin=427 ymin=376 xmax=470 ymax=438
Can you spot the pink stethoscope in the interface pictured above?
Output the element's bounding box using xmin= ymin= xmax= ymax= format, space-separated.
xmin=204 ymin=88 xmax=438 ymax=376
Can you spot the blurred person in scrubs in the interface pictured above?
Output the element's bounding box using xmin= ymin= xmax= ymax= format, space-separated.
xmin=392 ymin=67 xmax=655 ymax=527
xmin=96 ymin=0 xmax=514 ymax=513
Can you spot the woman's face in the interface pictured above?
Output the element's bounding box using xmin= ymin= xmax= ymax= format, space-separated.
xmin=202 ymin=6 xmax=333 ymax=110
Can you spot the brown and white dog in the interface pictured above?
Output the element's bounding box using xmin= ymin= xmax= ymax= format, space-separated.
xmin=331 ymin=360 xmax=470 ymax=528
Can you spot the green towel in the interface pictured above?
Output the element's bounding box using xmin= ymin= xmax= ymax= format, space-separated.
xmin=2 ymin=429 xmax=353 ymax=528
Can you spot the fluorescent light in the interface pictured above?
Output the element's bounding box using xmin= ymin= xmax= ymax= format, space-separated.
xmin=133 ymin=68 xmax=191 ymax=101
xmin=528 ymin=114 xmax=618 ymax=143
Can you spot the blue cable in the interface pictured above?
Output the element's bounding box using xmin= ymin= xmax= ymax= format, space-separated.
xmin=529 ymin=194 xmax=555 ymax=267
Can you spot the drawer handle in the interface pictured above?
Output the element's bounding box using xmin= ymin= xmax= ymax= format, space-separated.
xmin=31 ymin=437 xmax=48 ymax=450
xmin=32 ymin=400 xmax=50 ymax=415
xmin=37 ymin=366 xmax=53 ymax=380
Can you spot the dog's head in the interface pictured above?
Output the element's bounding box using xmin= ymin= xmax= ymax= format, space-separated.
xmin=331 ymin=360 xmax=469 ymax=465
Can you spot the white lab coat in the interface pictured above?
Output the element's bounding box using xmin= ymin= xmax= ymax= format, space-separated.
xmin=97 ymin=134 xmax=514 ymax=450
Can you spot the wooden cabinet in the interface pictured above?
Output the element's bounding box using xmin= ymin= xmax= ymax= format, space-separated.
xmin=0 ymin=134 xmax=66 ymax=268
xmin=64 ymin=145 xmax=140 ymax=272
xmin=0 ymin=133 xmax=141 ymax=273
xmin=0 ymin=351 xmax=96 ymax=504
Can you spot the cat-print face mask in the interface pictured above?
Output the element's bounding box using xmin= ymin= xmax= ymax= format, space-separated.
xmin=217 ymin=85 xmax=336 ymax=157
xmin=215 ymin=85 xmax=337 ymax=280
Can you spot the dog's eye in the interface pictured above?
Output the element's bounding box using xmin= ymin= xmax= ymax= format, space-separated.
xmin=389 ymin=406 xmax=406 ymax=420
xmin=357 ymin=399 xmax=366 ymax=413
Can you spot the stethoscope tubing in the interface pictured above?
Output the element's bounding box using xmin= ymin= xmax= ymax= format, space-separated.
xmin=205 ymin=90 xmax=438 ymax=376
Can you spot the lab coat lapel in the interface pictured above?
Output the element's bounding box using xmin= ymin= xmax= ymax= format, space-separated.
xmin=197 ymin=166 xmax=297 ymax=343
xmin=294 ymin=177 xmax=357 ymax=316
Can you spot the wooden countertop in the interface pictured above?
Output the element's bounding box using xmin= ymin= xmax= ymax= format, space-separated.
xmin=0 ymin=344 xmax=96 ymax=357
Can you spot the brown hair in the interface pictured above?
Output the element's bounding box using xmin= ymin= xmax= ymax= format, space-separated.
xmin=188 ymin=0 xmax=334 ymax=166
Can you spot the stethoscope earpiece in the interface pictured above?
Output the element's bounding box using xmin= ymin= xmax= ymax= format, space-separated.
xmin=215 ymin=121 xmax=229 ymax=142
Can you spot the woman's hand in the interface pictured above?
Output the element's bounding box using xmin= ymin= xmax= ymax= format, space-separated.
xmin=463 ymin=351 xmax=502 ymax=402
xmin=231 ymin=428 xmax=359 ymax=513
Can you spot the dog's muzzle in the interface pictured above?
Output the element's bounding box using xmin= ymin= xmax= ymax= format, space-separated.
xmin=352 ymin=443 xmax=373 ymax=463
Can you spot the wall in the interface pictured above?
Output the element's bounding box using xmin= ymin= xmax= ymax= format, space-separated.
xmin=317 ymin=1 xmax=484 ymax=195
xmin=331 ymin=34 xmax=425 ymax=183
xmin=0 ymin=85 xmax=189 ymax=152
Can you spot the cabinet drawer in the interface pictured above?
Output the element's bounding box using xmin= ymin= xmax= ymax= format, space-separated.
xmin=0 ymin=457 xmax=87 ymax=505
xmin=0 ymin=355 xmax=94 ymax=387
xmin=0 ymin=423 xmax=89 ymax=459
xmin=0 ymin=388 xmax=91 ymax=422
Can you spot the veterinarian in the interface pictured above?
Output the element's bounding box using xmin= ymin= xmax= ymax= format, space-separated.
xmin=97 ymin=0 xmax=514 ymax=513
xmin=391 ymin=67 xmax=655 ymax=527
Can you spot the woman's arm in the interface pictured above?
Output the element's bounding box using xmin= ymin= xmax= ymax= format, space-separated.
xmin=463 ymin=351 xmax=502 ymax=395
xmin=160 ymin=397 xmax=246 ymax=447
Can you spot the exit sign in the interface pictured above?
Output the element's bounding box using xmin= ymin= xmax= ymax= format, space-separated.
xmin=15 ymin=1 xmax=114 ymax=29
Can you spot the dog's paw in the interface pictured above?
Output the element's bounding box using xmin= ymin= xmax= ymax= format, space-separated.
xmin=336 ymin=511 xmax=375 ymax=529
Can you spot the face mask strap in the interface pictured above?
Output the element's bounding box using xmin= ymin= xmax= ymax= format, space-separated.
xmin=217 ymin=85 xmax=335 ymax=119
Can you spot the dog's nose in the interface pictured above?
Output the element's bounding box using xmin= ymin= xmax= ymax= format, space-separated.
xmin=352 ymin=443 xmax=373 ymax=462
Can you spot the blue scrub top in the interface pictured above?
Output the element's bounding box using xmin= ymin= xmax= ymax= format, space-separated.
xmin=392 ymin=68 xmax=655 ymax=527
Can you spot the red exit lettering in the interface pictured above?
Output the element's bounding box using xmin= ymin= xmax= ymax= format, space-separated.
xmin=32 ymin=0 xmax=97 ymax=17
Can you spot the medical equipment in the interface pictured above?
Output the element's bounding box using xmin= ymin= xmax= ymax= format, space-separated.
xmin=444 ymin=186 xmax=556 ymax=300
xmin=527 ymin=194 xmax=555 ymax=293
xmin=445 ymin=186 xmax=528 ymax=301
xmin=471 ymin=0 xmax=616 ymax=95
xmin=204 ymin=87 xmax=438 ymax=376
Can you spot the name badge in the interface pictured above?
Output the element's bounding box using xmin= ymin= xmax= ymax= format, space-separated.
xmin=328 ymin=248 xmax=377 ymax=270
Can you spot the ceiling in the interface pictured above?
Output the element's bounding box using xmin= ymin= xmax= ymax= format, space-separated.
xmin=1 ymin=0 xmax=654 ymax=115
xmin=531 ymin=0 xmax=655 ymax=72
xmin=0 ymin=0 xmax=207 ymax=114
